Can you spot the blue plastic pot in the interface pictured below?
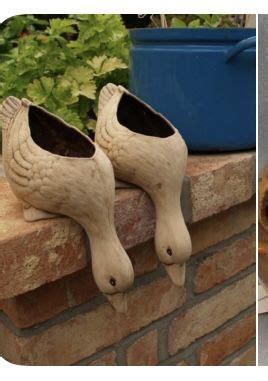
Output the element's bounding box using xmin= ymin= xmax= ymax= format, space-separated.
xmin=129 ymin=28 xmax=256 ymax=151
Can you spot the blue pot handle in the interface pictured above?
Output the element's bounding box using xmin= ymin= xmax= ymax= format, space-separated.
xmin=225 ymin=36 xmax=256 ymax=62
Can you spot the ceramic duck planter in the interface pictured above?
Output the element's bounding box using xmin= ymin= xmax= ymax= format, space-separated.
xmin=95 ymin=84 xmax=192 ymax=286
xmin=0 ymin=96 xmax=134 ymax=312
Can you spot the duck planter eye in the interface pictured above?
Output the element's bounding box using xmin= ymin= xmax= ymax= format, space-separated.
xmin=0 ymin=96 xmax=134 ymax=313
xmin=95 ymin=84 xmax=192 ymax=286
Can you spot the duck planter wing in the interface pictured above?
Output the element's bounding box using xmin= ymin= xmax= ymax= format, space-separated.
xmin=95 ymin=84 xmax=192 ymax=286
xmin=0 ymin=96 xmax=134 ymax=313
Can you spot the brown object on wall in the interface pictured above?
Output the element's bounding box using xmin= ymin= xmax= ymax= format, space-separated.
xmin=258 ymin=168 xmax=268 ymax=289
xmin=258 ymin=167 xmax=268 ymax=232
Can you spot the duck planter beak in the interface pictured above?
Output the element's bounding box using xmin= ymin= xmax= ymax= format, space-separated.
xmin=105 ymin=293 xmax=128 ymax=313
xmin=95 ymin=83 xmax=192 ymax=287
xmin=164 ymin=263 xmax=185 ymax=287
xmin=0 ymin=96 xmax=134 ymax=312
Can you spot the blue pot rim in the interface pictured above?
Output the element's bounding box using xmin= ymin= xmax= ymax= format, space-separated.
xmin=129 ymin=28 xmax=256 ymax=43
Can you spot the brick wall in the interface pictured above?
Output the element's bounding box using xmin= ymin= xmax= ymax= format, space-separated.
xmin=0 ymin=152 xmax=256 ymax=365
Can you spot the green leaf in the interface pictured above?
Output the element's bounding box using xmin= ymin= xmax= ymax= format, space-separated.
xmin=52 ymin=81 xmax=78 ymax=105
xmin=48 ymin=18 xmax=78 ymax=36
xmin=170 ymin=18 xmax=186 ymax=28
xmin=61 ymin=66 xmax=96 ymax=100
xmin=76 ymin=82 xmax=96 ymax=99
xmin=78 ymin=96 xmax=91 ymax=118
xmin=26 ymin=76 xmax=54 ymax=104
xmin=188 ymin=19 xmax=201 ymax=28
xmin=87 ymin=55 xmax=127 ymax=76
xmin=86 ymin=119 xmax=96 ymax=130
xmin=210 ymin=15 xmax=221 ymax=28
xmin=64 ymin=66 xmax=94 ymax=84
xmin=196 ymin=14 xmax=211 ymax=24
xmin=55 ymin=107 xmax=84 ymax=131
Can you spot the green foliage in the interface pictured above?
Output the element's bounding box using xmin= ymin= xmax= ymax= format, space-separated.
xmin=170 ymin=18 xmax=187 ymax=28
xmin=0 ymin=15 xmax=48 ymax=52
xmin=170 ymin=14 xmax=244 ymax=28
xmin=0 ymin=14 xmax=129 ymax=134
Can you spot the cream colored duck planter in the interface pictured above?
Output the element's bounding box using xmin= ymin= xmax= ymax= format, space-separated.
xmin=95 ymin=84 xmax=192 ymax=286
xmin=0 ymin=96 xmax=134 ymax=312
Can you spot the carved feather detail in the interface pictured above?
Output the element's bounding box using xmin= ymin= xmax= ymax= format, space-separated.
xmin=98 ymin=82 xmax=123 ymax=114
xmin=0 ymin=96 xmax=21 ymax=129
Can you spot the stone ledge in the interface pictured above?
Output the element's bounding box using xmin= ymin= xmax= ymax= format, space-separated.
xmin=0 ymin=152 xmax=255 ymax=299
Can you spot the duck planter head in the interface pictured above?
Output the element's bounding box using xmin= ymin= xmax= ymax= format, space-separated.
xmin=95 ymin=83 xmax=192 ymax=286
xmin=0 ymin=96 xmax=134 ymax=313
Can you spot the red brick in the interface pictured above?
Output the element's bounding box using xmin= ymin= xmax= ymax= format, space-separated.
xmin=194 ymin=230 xmax=255 ymax=293
xmin=259 ymin=251 xmax=268 ymax=287
xmin=0 ymin=240 xmax=159 ymax=328
xmin=87 ymin=351 xmax=116 ymax=366
xmin=115 ymin=188 xmax=154 ymax=249
xmin=0 ymin=267 xmax=99 ymax=328
xmin=0 ymin=276 xmax=185 ymax=365
xmin=197 ymin=312 xmax=256 ymax=365
xmin=190 ymin=197 xmax=255 ymax=255
xmin=168 ymin=273 xmax=255 ymax=355
xmin=0 ymin=180 xmax=88 ymax=300
xmin=127 ymin=239 xmax=158 ymax=277
xmin=126 ymin=330 xmax=158 ymax=366
xmin=230 ymin=346 xmax=256 ymax=366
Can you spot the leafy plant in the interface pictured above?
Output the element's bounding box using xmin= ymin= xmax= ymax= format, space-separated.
xmin=0 ymin=14 xmax=129 ymax=136
xmin=149 ymin=14 xmax=246 ymax=28
xmin=170 ymin=14 xmax=244 ymax=28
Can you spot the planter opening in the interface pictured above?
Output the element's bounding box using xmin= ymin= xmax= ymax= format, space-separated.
xmin=117 ymin=93 xmax=174 ymax=138
xmin=29 ymin=106 xmax=95 ymax=158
